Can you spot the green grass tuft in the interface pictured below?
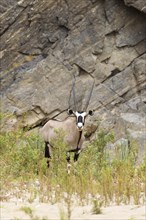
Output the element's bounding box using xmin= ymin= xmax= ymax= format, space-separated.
xmin=0 ymin=128 xmax=145 ymax=217
xmin=20 ymin=206 xmax=33 ymax=216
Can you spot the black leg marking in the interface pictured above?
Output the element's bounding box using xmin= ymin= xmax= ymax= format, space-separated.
xmin=66 ymin=152 xmax=71 ymax=163
xmin=74 ymin=151 xmax=80 ymax=162
xmin=45 ymin=142 xmax=51 ymax=158
xmin=66 ymin=156 xmax=70 ymax=163
xmin=45 ymin=142 xmax=52 ymax=168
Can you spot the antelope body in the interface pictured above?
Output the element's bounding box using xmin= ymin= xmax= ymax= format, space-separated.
xmin=40 ymin=109 xmax=93 ymax=169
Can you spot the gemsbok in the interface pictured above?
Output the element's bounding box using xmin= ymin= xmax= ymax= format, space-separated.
xmin=40 ymin=109 xmax=94 ymax=172
xmin=40 ymin=73 xmax=95 ymax=172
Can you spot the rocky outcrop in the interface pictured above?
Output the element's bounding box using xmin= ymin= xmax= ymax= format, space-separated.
xmin=124 ymin=0 xmax=146 ymax=13
xmin=0 ymin=0 xmax=146 ymax=148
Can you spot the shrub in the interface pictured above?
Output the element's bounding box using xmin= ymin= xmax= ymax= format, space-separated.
xmin=0 ymin=128 xmax=145 ymax=209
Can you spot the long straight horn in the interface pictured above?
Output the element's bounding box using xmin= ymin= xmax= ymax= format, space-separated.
xmin=83 ymin=78 xmax=95 ymax=111
xmin=68 ymin=73 xmax=77 ymax=111
xmin=72 ymin=73 xmax=77 ymax=111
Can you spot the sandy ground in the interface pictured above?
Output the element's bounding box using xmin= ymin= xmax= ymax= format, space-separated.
xmin=1 ymin=201 xmax=145 ymax=220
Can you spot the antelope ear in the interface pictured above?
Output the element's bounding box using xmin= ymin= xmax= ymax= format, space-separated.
xmin=88 ymin=110 xmax=94 ymax=116
xmin=67 ymin=109 xmax=73 ymax=115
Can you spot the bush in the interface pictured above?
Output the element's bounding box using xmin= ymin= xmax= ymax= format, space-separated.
xmin=0 ymin=130 xmax=44 ymax=178
xmin=0 ymin=128 xmax=145 ymax=210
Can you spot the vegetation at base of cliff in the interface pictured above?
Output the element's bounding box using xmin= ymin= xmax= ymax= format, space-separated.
xmin=0 ymin=129 xmax=145 ymax=218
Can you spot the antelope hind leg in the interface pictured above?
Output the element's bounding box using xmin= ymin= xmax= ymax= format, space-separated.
xmin=45 ymin=142 xmax=51 ymax=168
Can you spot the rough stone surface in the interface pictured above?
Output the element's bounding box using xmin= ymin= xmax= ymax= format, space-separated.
xmin=0 ymin=0 xmax=146 ymax=150
xmin=124 ymin=0 xmax=146 ymax=13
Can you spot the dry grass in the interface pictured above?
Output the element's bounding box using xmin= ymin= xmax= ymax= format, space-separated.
xmin=0 ymin=128 xmax=145 ymax=220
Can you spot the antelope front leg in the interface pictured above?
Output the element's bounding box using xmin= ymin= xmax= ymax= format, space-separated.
xmin=73 ymin=149 xmax=81 ymax=174
xmin=66 ymin=152 xmax=71 ymax=174
xmin=74 ymin=149 xmax=81 ymax=162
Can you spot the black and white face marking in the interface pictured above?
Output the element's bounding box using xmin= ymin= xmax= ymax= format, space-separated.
xmin=74 ymin=111 xmax=87 ymax=130
xmin=67 ymin=109 xmax=94 ymax=131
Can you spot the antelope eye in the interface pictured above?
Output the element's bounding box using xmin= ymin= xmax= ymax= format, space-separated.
xmin=68 ymin=109 xmax=73 ymax=115
xmin=89 ymin=110 xmax=94 ymax=116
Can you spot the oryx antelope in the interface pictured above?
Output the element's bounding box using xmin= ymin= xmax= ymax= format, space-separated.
xmin=41 ymin=73 xmax=95 ymax=172
xmin=40 ymin=109 xmax=94 ymax=171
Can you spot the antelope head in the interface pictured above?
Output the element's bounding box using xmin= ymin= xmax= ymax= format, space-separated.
xmin=67 ymin=109 xmax=94 ymax=131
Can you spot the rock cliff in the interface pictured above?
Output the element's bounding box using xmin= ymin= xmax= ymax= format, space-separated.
xmin=0 ymin=0 xmax=146 ymax=146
